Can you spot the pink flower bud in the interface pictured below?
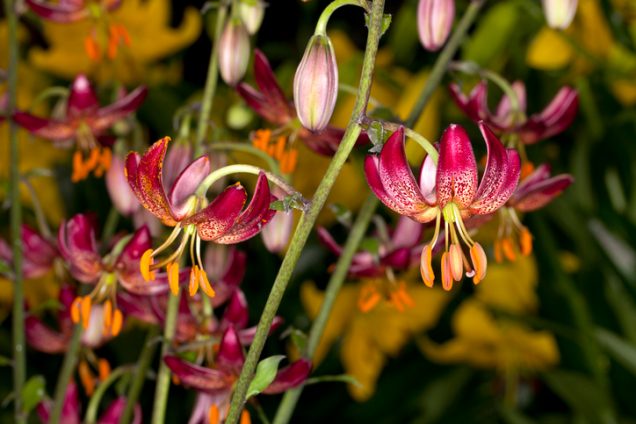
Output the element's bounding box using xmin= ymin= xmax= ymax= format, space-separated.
xmin=239 ymin=1 xmax=265 ymax=35
xmin=218 ymin=18 xmax=250 ymax=86
xmin=542 ymin=0 xmax=578 ymax=30
xmin=106 ymin=155 xmax=140 ymax=216
xmin=417 ymin=0 xmax=455 ymax=51
xmin=293 ymin=34 xmax=338 ymax=132
xmin=261 ymin=188 xmax=294 ymax=253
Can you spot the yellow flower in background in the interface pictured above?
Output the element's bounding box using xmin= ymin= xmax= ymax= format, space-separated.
xmin=301 ymin=275 xmax=449 ymax=401
xmin=29 ymin=0 xmax=202 ymax=85
xmin=420 ymin=256 xmax=559 ymax=372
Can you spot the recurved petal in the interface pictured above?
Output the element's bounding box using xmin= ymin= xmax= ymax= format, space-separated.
xmin=521 ymin=87 xmax=578 ymax=144
xmin=236 ymin=83 xmax=284 ymax=125
xmin=472 ymin=123 xmax=514 ymax=209
xmin=25 ymin=316 xmax=69 ymax=354
xmin=21 ymin=225 xmax=58 ymax=279
xmin=237 ymin=316 xmax=284 ymax=345
xmin=449 ymin=81 xmax=488 ymax=123
xmin=183 ymin=184 xmax=247 ymax=241
xmin=381 ymin=248 xmax=411 ymax=270
xmin=391 ymin=217 xmax=424 ymax=249
xmin=436 ymin=124 xmax=478 ymax=208
xmin=25 ymin=0 xmax=87 ymax=22
xmin=97 ymin=397 xmax=142 ymax=424
xmin=495 ymin=81 xmax=527 ymax=124
xmin=217 ymin=327 xmax=245 ymax=371
xmin=221 ymin=290 xmax=249 ymax=330
xmin=253 ymin=50 xmax=292 ymax=118
xmin=316 ymin=227 xmax=343 ymax=256
xmin=164 ymin=356 xmax=234 ymax=393
xmin=262 ymin=359 xmax=312 ymax=394
xmin=214 ymin=173 xmax=276 ymax=244
xmin=93 ymin=86 xmax=148 ymax=132
xmin=418 ymin=154 xmax=438 ymax=204
xmin=471 ymin=147 xmax=521 ymax=215
xmin=67 ymin=75 xmax=99 ymax=118
xmin=13 ymin=112 xmax=76 ymax=141
xmin=36 ymin=382 xmax=81 ymax=424
xmin=510 ymin=173 xmax=573 ymax=212
xmin=168 ymin=156 xmax=211 ymax=220
xmin=58 ymin=214 xmax=102 ymax=283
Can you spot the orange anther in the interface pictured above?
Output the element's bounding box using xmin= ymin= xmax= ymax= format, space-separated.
xmin=72 ymin=150 xmax=85 ymax=183
xmin=252 ymin=129 xmax=271 ymax=150
xmin=448 ymin=244 xmax=464 ymax=282
xmin=188 ymin=266 xmax=199 ymax=297
xmin=167 ymin=262 xmax=180 ymax=296
xmin=389 ymin=292 xmax=405 ymax=312
xmin=470 ymin=243 xmax=488 ymax=285
xmin=80 ymin=296 xmax=92 ymax=329
xmin=501 ymin=238 xmax=517 ymax=262
xmin=520 ymin=162 xmax=536 ymax=180
xmin=281 ymin=149 xmax=298 ymax=174
xmin=208 ymin=405 xmax=220 ymax=424
xmin=395 ymin=283 xmax=415 ymax=308
xmin=98 ymin=358 xmax=111 ymax=381
xmin=274 ymin=136 xmax=286 ymax=160
xmin=240 ymin=410 xmax=252 ymax=424
xmin=84 ymin=35 xmax=101 ymax=61
xmin=440 ymin=252 xmax=453 ymax=291
xmin=118 ymin=25 xmax=131 ymax=45
xmin=107 ymin=34 xmax=118 ymax=59
xmin=357 ymin=284 xmax=381 ymax=313
xmin=85 ymin=147 xmax=100 ymax=171
xmin=199 ymin=271 xmax=216 ymax=298
xmin=420 ymin=245 xmax=435 ymax=287
xmin=70 ymin=297 xmax=82 ymax=324
xmin=140 ymin=249 xmax=155 ymax=281
xmin=78 ymin=360 xmax=96 ymax=396
xmin=494 ymin=239 xmax=503 ymax=263
xmin=519 ymin=227 xmax=533 ymax=256
xmin=111 ymin=308 xmax=123 ymax=337
xmin=103 ymin=299 xmax=113 ymax=332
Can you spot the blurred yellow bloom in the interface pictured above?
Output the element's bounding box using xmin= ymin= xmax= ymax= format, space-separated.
xmin=420 ymin=256 xmax=559 ymax=372
xmin=29 ymin=0 xmax=202 ymax=85
xmin=301 ymin=275 xmax=449 ymax=401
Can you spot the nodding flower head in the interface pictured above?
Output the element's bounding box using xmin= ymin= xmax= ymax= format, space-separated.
xmin=125 ymin=137 xmax=277 ymax=298
xmin=365 ymin=123 xmax=521 ymax=290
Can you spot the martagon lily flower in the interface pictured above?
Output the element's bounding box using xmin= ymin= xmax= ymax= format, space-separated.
xmin=449 ymin=80 xmax=578 ymax=144
xmin=13 ymin=74 xmax=147 ymax=181
xmin=125 ymin=137 xmax=276 ymax=298
xmin=165 ymin=327 xmax=311 ymax=424
xmin=495 ymin=164 xmax=573 ymax=262
xmin=365 ymin=123 xmax=521 ymax=290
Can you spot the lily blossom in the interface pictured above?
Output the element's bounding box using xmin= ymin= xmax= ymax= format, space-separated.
xmin=165 ymin=327 xmax=311 ymax=424
xmin=0 ymin=225 xmax=58 ymax=279
xmin=495 ymin=164 xmax=573 ymax=262
xmin=237 ymin=49 xmax=368 ymax=157
xmin=36 ymin=382 xmax=142 ymax=424
xmin=125 ymin=137 xmax=276 ymax=298
xmin=365 ymin=123 xmax=521 ymax=290
xmin=25 ymin=0 xmax=122 ymax=23
xmin=318 ymin=216 xmax=424 ymax=279
xmin=13 ymin=75 xmax=147 ymax=181
xmin=449 ymin=80 xmax=578 ymax=144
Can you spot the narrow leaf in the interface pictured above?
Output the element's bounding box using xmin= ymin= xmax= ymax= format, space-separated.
xmin=246 ymin=355 xmax=285 ymax=400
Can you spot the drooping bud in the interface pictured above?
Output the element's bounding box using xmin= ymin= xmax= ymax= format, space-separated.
xmin=417 ymin=0 xmax=455 ymax=51
xmin=239 ymin=0 xmax=265 ymax=35
xmin=293 ymin=34 xmax=338 ymax=132
xmin=542 ymin=0 xmax=578 ymax=30
xmin=218 ymin=18 xmax=250 ymax=86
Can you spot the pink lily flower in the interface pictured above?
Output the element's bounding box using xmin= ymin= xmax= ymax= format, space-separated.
xmin=317 ymin=216 xmax=424 ymax=279
xmin=165 ymin=327 xmax=311 ymax=424
xmin=236 ymin=49 xmax=369 ymax=157
xmin=449 ymin=80 xmax=578 ymax=144
xmin=495 ymin=164 xmax=574 ymax=262
xmin=25 ymin=0 xmax=121 ymax=23
xmin=0 ymin=225 xmax=58 ymax=279
xmin=365 ymin=123 xmax=521 ymax=290
xmin=13 ymin=75 xmax=147 ymax=181
xmin=36 ymin=382 xmax=141 ymax=424
xmin=125 ymin=136 xmax=277 ymax=298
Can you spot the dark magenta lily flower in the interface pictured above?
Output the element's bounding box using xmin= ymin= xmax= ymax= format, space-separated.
xmin=449 ymin=80 xmax=578 ymax=144
xmin=14 ymin=74 xmax=147 ymax=181
xmin=318 ymin=216 xmax=424 ymax=279
xmin=0 ymin=225 xmax=58 ymax=279
xmin=237 ymin=49 xmax=369 ymax=157
xmin=365 ymin=123 xmax=521 ymax=290
xmin=495 ymin=164 xmax=574 ymax=262
xmin=36 ymin=382 xmax=141 ymax=424
xmin=126 ymin=137 xmax=276 ymax=298
xmin=164 ymin=327 xmax=311 ymax=423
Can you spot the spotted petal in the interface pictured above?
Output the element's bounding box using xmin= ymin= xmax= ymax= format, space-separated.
xmin=436 ymin=124 xmax=478 ymax=208
xmin=164 ymin=356 xmax=234 ymax=393
xmin=183 ymin=184 xmax=247 ymax=241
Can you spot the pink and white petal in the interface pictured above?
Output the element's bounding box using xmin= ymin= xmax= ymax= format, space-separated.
xmin=164 ymin=356 xmax=234 ymax=393
xmin=516 ymin=163 xmax=552 ymax=192
xmin=473 ymin=122 xmax=513 ymax=206
xmin=449 ymin=82 xmax=487 ymax=122
xmin=436 ymin=124 xmax=478 ymax=208
xmin=163 ymin=142 xmax=193 ymax=190
xmin=418 ymin=155 xmax=438 ymax=204
xmin=262 ymin=359 xmax=312 ymax=394
xmin=391 ymin=216 xmax=424 ymax=248
xmin=25 ymin=0 xmax=86 ymax=22
xmin=92 ymin=86 xmax=148 ymax=132
xmin=184 ymin=185 xmax=247 ymax=241
xmin=67 ymin=75 xmax=99 ymax=118
xmin=471 ymin=148 xmax=521 ymax=215
xmin=13 ymin=112 xmax=77 ymax=141
xmin=217 ymin=327 xmax=245 ymax=371
xmin=510 ymin=174 xmax=573 ymax=212
xmin=169 ymin=156 xmax=211 ymax=220
xmin=495 ymin=81 xmax=527 ymax=125
xmin=25 ymin=316 xmax=69 ymax=354
xmin=521 ymin=87 xmax=578 ymax=143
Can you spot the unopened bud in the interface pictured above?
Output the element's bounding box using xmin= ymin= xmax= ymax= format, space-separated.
xmin=293 ymin=34 xmax=338 ymax=132
xmin=218 ymin=18 xmax=250 ymax=86
xmin=239 ymin=0 xmax=265 ymax=35
xmin=106 ymin=155 xmax=139 ymax=216
xmin=542 ymin=0 xmax=578 ymax=30
xmin=261 ymin=188 xmax=294 ymax=253
xmin=417 ymin=0 xmax=455 ymax=51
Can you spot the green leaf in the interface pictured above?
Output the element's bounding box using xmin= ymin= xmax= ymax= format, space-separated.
xmin=380 ymin=13 xmax=392 ymax=37
xmin=289 ymin=329 xmax=308 ymax=352
xmin=366 ymin=121 xmax=385 ymax=147
xmin=21 ymin=375 xmax=46 ymax=414
xmin=246 ymin=355 xmax=285 ymax=400
xmin=359 ymin=237 xmax=380 ymax=255
xmin=542 ymin=370 xmax=614 ymax=421
xmin=595 ymin=327 xmax=636 ymax=376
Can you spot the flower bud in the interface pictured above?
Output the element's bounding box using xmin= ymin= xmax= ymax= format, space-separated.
xmin=293 ymin=34 xmax=338 ymax=132
xmin=239 ymin=0 xmax=265 ymax=35
xmin=417 ymin=0 xmax=455 ymax=51
xmin=106 ymin=155 xmax=139 ymax=216
xmin=218 ymin=18 xmax=250 ymax=86
xmin=542 ymin=0 xmax=578 ymax=30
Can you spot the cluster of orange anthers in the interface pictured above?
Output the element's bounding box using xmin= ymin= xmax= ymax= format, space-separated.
xmin=252 ymin=129 xmax=299 ymax=174
xmin=84 ymin=23 xmax=131 ymax=61
xmin=78 ymin=358 xmax=111 ymax=396
xmin=70 ymin=296 xmax=124 ymax=337
xmin=494 ymin=214 xmax=533 ymax=263
xmin=71 ymin=147 xmax=112 ymax=182
xmin=208 ymin=404 xmax=252 ymax=424
xmin=357 ymin=279 xmax=415 ymax=313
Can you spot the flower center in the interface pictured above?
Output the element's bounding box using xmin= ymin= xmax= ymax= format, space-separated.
xmin=69 ymin=273 xmax=123 ymax=337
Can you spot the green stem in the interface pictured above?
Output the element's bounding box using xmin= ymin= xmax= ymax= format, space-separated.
xmin=119 ymin=326 xmax=160 ymax=424
xmin=273 ymin=194 xmax=378 ymax=424
xmin=406 ymin=0 xmax=486 ymax=128
xmin=102 ymin=207 xmax=120 ymax=245
xmin=85 ymin=366 xmax=133 ymax=424
xmin=50 ymin=325 xmax=83 ymax=424
xmin=224 ymin=1 xmax=386 ymax=422
xmin=5 ymin=1 xmax=25 ymax=422
xmin=208 ymin=142 xmax=281 ymax=175
xmin=150 ymin=289 xmax=180 ymax=424
xmin=315 ymin=0 xmax=368 ymax=35
xmin=194 ymin=3 xmax=228 ymax=156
